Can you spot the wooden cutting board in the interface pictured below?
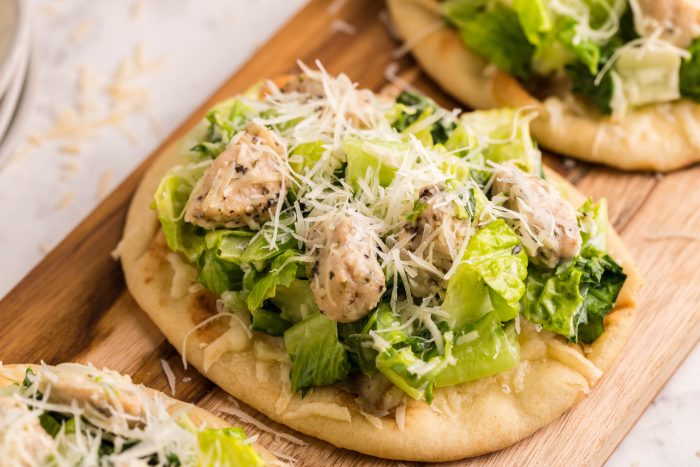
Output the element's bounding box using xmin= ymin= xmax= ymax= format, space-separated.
xmin=1 ymin=1 xmax=698 ymax=465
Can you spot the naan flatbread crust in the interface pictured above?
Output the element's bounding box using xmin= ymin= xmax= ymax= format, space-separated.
xmin=120 ymin=118 xmax=642 ymax=460
xmin=388 ymin=0 xmax=700 ymax=172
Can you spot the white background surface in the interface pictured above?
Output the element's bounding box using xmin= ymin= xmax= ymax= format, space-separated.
xmin=0 ymin=1 xmax=697 ymax=465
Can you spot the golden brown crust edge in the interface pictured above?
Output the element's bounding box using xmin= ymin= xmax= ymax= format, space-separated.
xmin=388 ymin=0 xmax=700 ymax=172
xmin=120 ymin=127 xmax=641 ymax=461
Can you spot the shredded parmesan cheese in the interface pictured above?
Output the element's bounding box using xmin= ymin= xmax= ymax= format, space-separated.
xmin=284 ymin=402 xmax=352 ymax=423
xmin=547 ymin=339 xmax=603 ymax=385
xmin=394 ymin=402 xmax=406 ymax=431
xmin=330 ymin=19 xmax=356 ymax=36
xmin=69 ymin=19 xmax=94 ymax=43
xmin=160 ymin=359 xmax=177 ymax=396
xmin=644 ymin=231 xmax=700 ymax=241
xmin=219 ymin=406 xmax=307 ymax=446
xmin=55 ymin=192 xmax=76 ymax=211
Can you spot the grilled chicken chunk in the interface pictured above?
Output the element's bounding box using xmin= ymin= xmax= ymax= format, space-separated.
xmin=492 ymin=163 xmax=581 ymax=268
xmin=635 ymin=0 xmax=700 ymax=48
xmin=307 ymin=212 xmax=386 ymax=322
xmin=37 ymin=369 xmax=143 ymax=420
xmin=184 ymin=123 xmax=287 ymax=230
xmin=401 ymin=185 xmax=469 ymax=297
xmin=280 ymin=74 xmax=325 ymax=99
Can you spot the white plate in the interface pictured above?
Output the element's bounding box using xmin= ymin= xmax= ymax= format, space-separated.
xmin=0 ymin=30 xmax=38 ymax=170
xmin=0 ymin=0 xmax=30 ymax=99
xmin=0 ymin=29 xmax=29 ymax=143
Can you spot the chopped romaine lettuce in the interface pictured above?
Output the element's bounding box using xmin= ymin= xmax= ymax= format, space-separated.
xmin=375 ymin=331 xmax=453 ymax=402
xmin=680 ymin=37 xmax=700 ymax=102
xmin=343 ymin=137 xmax=404 ymax=189
xmin=434 ymin=313 xmax=519 ymax=387
xmin=555 ymin=17 xmax=600 ymax=74
xmin=290 ymin=140 xmax=326 ymax=175
xmin=239 ymin=226 xmax=297 ymax=271
xmin=615 ymin=46 xmax=682 ymax=107
xmin=443 ymin=220 xmax=528 ymax=328
xmin=284 ymin=313 xmax=351 ymax=393
xmin=390 ymin=91 xmax=456 ymax=145
xmin=460 ymin=108 xmax=541 ymax=174
xmin=205 ymin=230 xmax=254 ymax=264
xmin=153 ymin=162 xmax=209 ymax=263
xmin=513 ymin=0 xmax=552 ymax=46
xmin=197 ymin=427 xmax=264 ymax=467
xmin=250 ymin=308 xmax=292 ymax=336
xmin=578 ymin=198 xmax=608 ymax=254
xmin=197 ymin=249 xmax=243 ymax=296
xmin=189 ymin=99 xmax=254 ymax=159
xmin=246 ymin=250 xmax=301 ymax=312
xmin=444 ymin=2 xmax=534 ymax=78
xmin=520 ymin=200 xmax=626 ymax=343
xmin=270 ymin=279 xmax=319 ymax=323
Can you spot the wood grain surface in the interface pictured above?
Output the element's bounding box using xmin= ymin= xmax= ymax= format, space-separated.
xmin=1 ymin=1 xmax=698 ymax=465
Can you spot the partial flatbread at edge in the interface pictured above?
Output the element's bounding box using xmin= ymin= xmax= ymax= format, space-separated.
xmin=0 ymin=363 xmax=277 ymax=463
xmin=388 ymin=0 xmax=700 ymax=172
xmin=120 ymin=124 xmax=642 ymax=461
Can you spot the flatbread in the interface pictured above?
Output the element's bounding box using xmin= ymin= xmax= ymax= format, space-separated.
xmin=387 ymin=0 xmax=700 ymax=172
xmin=120 ymin=116 xmax=642 ymax=462
xmin=0 ymin=363 xmax=276 ymax=463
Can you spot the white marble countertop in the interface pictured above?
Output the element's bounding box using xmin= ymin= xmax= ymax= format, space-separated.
xmin=0 ymin=1 xmax=697 ymax=465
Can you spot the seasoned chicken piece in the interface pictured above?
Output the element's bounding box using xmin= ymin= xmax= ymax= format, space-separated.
xmin=347 ymin=373 xmax=394 ymax=416
xmin=492 ymin=163 xmax=581 ymax=268
xmin=401 ymin=185 xmax=469 ymax=297
xmin=184 ymin=123 xmax=287 ymax=230
xmin=306 ymin=212 xmax=386 ymax=322
xmin=280 ymin=74 xmax=325 ymax=99
xmin=635 ymin=0 xmax=700 ymax=47
xmin=37 ymin=368 xmax=144 ymax=420
xmin=0 ymin=397 xmax=53 ymax=465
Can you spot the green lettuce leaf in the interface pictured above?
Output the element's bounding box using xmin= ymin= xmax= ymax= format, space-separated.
xmin=197 ymin=427 xmax=264 ymax=467
xmin=521 ymin=263 xmax=585 ymax=339
xmin=555 ymin=17 xmax=600 ymax=74
xmin=270 ymin=279 xmax=319 ymax=323
xmin=239 ymin=226 xmax=297 ymax=271
xmin=460 ymin=108 xmax=541 ymax=174
xmin=153 ymin=162 xmax=209 ymax=263
xmin=250 ymin=308 xmax=293 ymax=336
xmin=343 ymin=137 xmax=405 ymax=190
xmin=680 ymin=37 xmax=700 ymax=102
xmin=513 ymin=0 xmax=552 ymax=46
xmin=246 ymin=250 xmax=301 ymax=312
xmin=520 ymin=200 xmax=626 ymax=343
xmin=204 ymin=229 xmax=254 ymax=264
xmin=284 ymin=313 xmax=351 ymax=393
xmin=289 ymin=140 xmax=326 ymax=175
xmin=443 ymin=219 xmax=528 ymax=328
xmin=375 ymin=331 xmax=453 ymax=402
xmin=390 ymin=91 xmax=456 ymax=145
xmin=197 ymin=249 xmax=243 ymax=296
xmin=445 ymin=3 xmax=534 ymax=78
xmin=434 ymin=313 xmax=519 ymax=387
xmin=189 ymin=99 xmax=254 ymax=159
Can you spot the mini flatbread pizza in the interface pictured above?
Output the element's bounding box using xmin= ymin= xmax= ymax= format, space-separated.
xmin=387 ymin=0 xmax=700 ymax=171
xmin=120 ymin=66 xmax=642 ymax=461
xmin=0 ymin=363 xmax=274 ymax=466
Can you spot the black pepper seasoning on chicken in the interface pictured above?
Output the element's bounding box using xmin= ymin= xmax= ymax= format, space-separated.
xmin=184 ymin=123 xmax=287 ymax=230
xmin=491 ymin=163 xmax=581 ymax=268
xmin=400 ymin=184 xmax=469 ymax=297
xmin=306 ymin=212 xmax=386 ymax=322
